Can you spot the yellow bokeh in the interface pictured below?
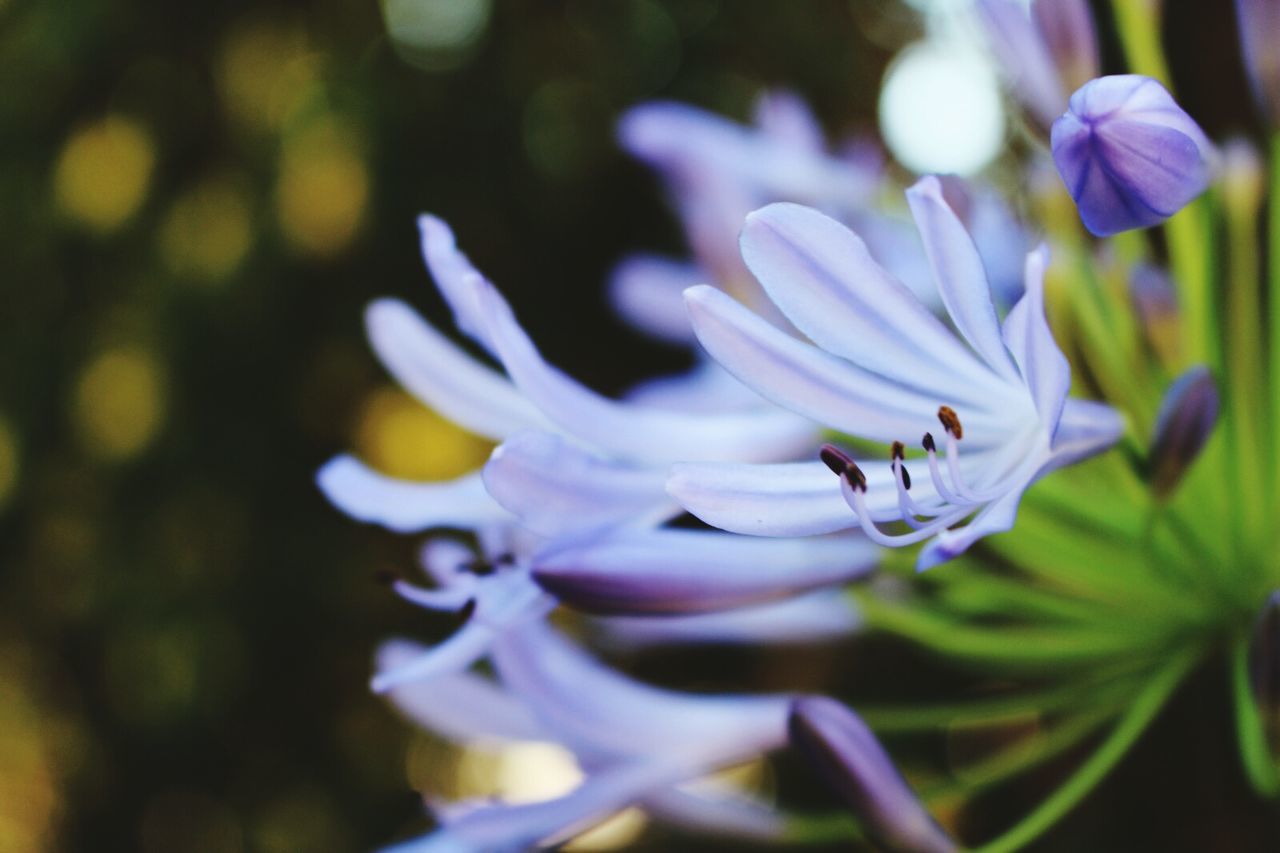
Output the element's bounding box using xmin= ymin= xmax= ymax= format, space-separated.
xmin=218 ymin=19 xmax=319 ymax=133
xmin=159 ymin=177 xmax=254 ymax=282
xmin=73 ymin=347 xmax=167 ymax=461
xmin=53 ymin=116 xmax=155 ymax=233
xmin=0 ymin=416 xmax=18 ymax=511
xmin=276 ymin=117 xmax=369 ymax=256
xmin=354 ymin=387 xmax=490 ymax=481
xmin=0 ymin=646 xmax=64 ymax=853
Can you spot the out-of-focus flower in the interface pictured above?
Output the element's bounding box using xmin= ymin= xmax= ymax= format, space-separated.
xmin=1051 ymin=75 xmax=1214 ymax=236
xmin=670 ymin=177 xmax=1122 ymax=568
xmin=789 ymin=696 xmax=956 ymax=853
xmin=976 ymin=0 xmax=1099 ymax=133
xmin=379 ymin=622 xmax=792 ymax=851
xmin=1235 ymin=0 xmax=1280 ymax=125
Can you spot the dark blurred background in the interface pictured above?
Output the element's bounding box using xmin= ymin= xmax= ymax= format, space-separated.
xmin=0 ymin=1 xmax=908 ymax=849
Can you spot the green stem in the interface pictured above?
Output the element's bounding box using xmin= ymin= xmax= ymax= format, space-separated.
xmin=971 ymin=650 xmax=1194 ymax=853
xmin=1231 ymin=635 xmax=1280 ymax=796
xmin=1111 ymin=0 xmax=1172 ymax=86
xmin=1269 ymin=134 xmax=1280 ymax=514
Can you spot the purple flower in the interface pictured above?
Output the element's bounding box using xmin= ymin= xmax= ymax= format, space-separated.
xmin=790 ymin=696 xmax=955 ymax=853
xmin=668 ymin=177 xmax=1123 ymax=569
xmin=1051 ymin=75 xmax=1214 ymax=236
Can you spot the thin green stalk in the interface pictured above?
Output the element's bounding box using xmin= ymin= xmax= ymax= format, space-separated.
xmin=1231 ymin=636 xmax=1280 ymax=796
xmin=971 ymin=650 xmax=1194 ymax=853
xmin=1269 ymin=134 xmax=1280 ymax=512
xmin=1111 ymin=0 xmax=1172 ymax=86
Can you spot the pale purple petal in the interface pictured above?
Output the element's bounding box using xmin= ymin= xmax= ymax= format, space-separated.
xmin=594 ymin=589 xmax=861 ymax=648
xmin=642 ymin=785 xmax=786 ymax=841
xmin=916 ymin=484 xmax=1026 ymax=571
xmin=532 ymin=528 xmax=877 ymax=615
xmin=1047 ymin=397 xmax=1127 ymax=470
xmin=317 ymin=457 xmax=510 ymax=532
xmin=1001 ymin=247 xmax=1070 ymax=432
xmin=752 ymin=90 xmax=825 ymax=152
xmin=1031 ymin=0 xmax=1098 ymax=93
xmin=621 ymin=361 xmax=766 ymax=414
xmin=1236 ymin=0 xmax=1280 ymax=124
xmin=417 ymin=214 xmax=495 ymax=350
xmin=739 ymin=203 xmax=1011 ymax=404
xmin=365 ymin=298 xmax=550 ymax=441
xmin=469 ymin=276 xmax=815 ymax=464
xmin=370 ymin=620 xmax=498 ymax=694
xmin=608 ymin=254 xmax=703 ymax=344
xmin=905 ymin=177 xmax=1019 ymax=381
xmin=377 ymin=640 xmax=547 ymax=743
xmin=975 ymin=0 xmax=1065 ymax=130
xmin=481 ymin=432 xmax=674 ymax=537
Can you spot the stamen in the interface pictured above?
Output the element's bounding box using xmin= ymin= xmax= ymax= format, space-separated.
xmin=937 ymin=406 xmax=963 ymax=439
xmin=820 ymin=443 xmax=855 ymax=476
xmin=841 ymin=475 xmax=971 ymax=547
xmin=923 ymin=433 xmax=973 ymax=507
xmin=942 ymin=430 xmax=1005 ymax=503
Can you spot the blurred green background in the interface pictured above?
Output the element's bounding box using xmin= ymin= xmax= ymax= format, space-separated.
xmin=0 ymin=1 xmax=906 ymax=849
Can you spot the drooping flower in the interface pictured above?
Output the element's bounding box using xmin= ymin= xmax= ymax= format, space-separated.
xmin=669 ymin=176 xmax=1124 ymax=569
xmin=1051 ymin=75 xmax=1215 ymax=236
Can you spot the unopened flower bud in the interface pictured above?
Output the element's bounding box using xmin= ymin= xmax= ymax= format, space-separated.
xmin=1249 ymin=591 xmax=1280 ymax=754
xmin=1051 ymin=75 xmax=1214 ymax=236
xmin=789 ymin=696 xmax=956 ymax=853
xmin=1128 ymin=263 xmax=1180 ymax=366
xmin=1148 ymin=366 xmax=1219 ymax=498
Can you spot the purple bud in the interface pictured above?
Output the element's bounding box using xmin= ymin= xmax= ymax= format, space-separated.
xmin=1051 ymin=75 xmax=1214 ymax=236
xmin=1031 ymin=0 xmax=1099 ymax=93
xmin=1128 ymin=263 xmax=1180 ymax=364
xmin=1148 ymin=366 xmax=1219 ymax=498
xmin=1235 ymin=0 xmax=1280 ymax=125
xmin=789 ymin=696 xmax=956 ymax=853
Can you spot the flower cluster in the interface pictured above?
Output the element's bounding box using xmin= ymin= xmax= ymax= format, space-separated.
xmin=321 ymin=1 xmax=1280 ymax=849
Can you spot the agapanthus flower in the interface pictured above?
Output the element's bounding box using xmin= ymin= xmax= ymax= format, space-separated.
xmin=1051 ymin=74 xmax=1215 ymax=236
xmin=669 ymin=176 xmax=1123 ymax=568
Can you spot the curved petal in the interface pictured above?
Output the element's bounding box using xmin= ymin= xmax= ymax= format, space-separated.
xmin=739 ymin=203 xmax=1010 ymax=403
xmin=905 ymin=176 xmax=1019 ymax=381
xmin=469 ymin=276 xmax=815 ymax=464
xmin=317 ymin=457 xmax=510 ymax=532
xmin=1001 ymin=247 xmax=1070 ymax=432
xmin=685 ymin=285 xmax=1013 ymax=447
xmin=482 ymin=432 xmax=674 ymax=537
xmin=642 ymin=785 xmax=786 ymax=841
xmin=365 ymin=298 xmax=550 ymax=441
xmin=417 ymin=214 xmax=495 ymax=351
xmin=608 ymin=254 xmax=703 ymax=344
xmin=916 ymin=483 xmax=1027 ymax=571
xmin=532 ymin=528 xmax=878 ymax=615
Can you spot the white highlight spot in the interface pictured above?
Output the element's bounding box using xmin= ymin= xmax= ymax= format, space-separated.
xmin=879 ymin=41 xmax=1005 ymax=176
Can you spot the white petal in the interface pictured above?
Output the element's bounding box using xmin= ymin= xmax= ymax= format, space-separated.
xmin=642 ymin=785 xmax=785 ymax=841
xmin=685 ymin=285 xmax=1013 ymax=447
xmin=594 ymin=589 xmax=861 ymax=648
xmin=621 ymin=360 xmax=766 ymax=414
xmin=469 ymin=276 xmax=815 ymax=464
xmin=317 ymin=457 xmax=510 ymax=532
xmin=532 ymin=528 xmax=878 ymax=614
xmin=1002 ymin=247 xmax=1070 ymax=432
xmin=739 ymin=203 xmax=1009 ymax=403
xmin=916 ymin=483 xmax=1027 ymax=570
xmin=365 ymin=298 xmax=550 ymax=441
xmin=377 ymin=640 xmax=546 ymax=742
xmin=482 ymin=432 xmax=674 ymax=537
xmin=417 ymin=214 xmax=494 ymax=350
xmin=370 ymin=620 xmax=498 ymax=694
xmin=905 ymin=176 xmax=1019 ymax=381
xmin=608 ymin=254 xmax=703 ymax=344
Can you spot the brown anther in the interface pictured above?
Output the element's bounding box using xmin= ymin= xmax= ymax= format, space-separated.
xmin=820 ymin=443 xmax=854 ymax=476
xmin=845 ymin=460 xmax=868 ymax=493
xmin=891 ymin=440 xmax=905 ymax=461
xmin=899 ymin=465 xmax=912 ymax=490
xmin=922 ymin=432 xmax=937 ymax=453
xmin=937 ymin=406 xmax=963 ymax=439
xmin=457 ymin=598 xmax=478 ymax=623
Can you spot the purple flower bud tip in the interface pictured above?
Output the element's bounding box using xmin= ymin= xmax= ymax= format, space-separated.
xmin=789 ymin=696 xmax=956 ymax=853
xmin=1051 ymin=75 xmax=1214 ymax=236
xmin=1249 ymin=592 xmax=1280 ymax=723
xmin=1148 ymin=365 xmax=1219 ymax=498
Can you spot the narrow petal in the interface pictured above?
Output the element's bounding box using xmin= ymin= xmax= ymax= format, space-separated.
xmin=377 ymin=640 xmax=546 ymax=742
xmin=621 ymin=360 xmax=765 ymax=414
xmin=491 ymin=622 xmax=790 ymax=757
xmin=532 ymin=528 xmax=878 ymax=615
xmin=469 ymin=276 xmax=815 ymax=464
xmin=370 ymin=620 xmax=498 ymax=694
xmin=905 ymin=176 xmax=1019 ymax=381
xmin=608 ymin=254 xmax=703 ymax=344
xmin=365 ymin=298 xmax=550 ymax=441
xmin=789 ymin=696 xmax=956 ymax=853
xmin=594 ymin=590 xmax=861 ymax=648
xmin=685 ymin=285 xmax=1012 ymax=447
xmin=317 ymin=457 xmax=510 ymax=532
xmin=752 ymin=89 xmax=825 ymax=152
xmin=975 ymin=0 xmax=1065 ymax=130
xmin=1031 ymin=0 xmax=1098 ymax=93
xmin=1001 ymin=247 xmax=1069 ymax=432
xmin=642 ymin=785 xmax=785 ymax=841
xmin=739 ymin=203 xmax=1009 ymax=403
xmin=916 ymin=483 xmax=1026 ymax=571
xmin=417 ymin=214 xmax=495 ymax=350
xmin=1047 ymin=398 xmax=1126 ymax=470
xmin=482 ymin=432 xmax=674 ymax=537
